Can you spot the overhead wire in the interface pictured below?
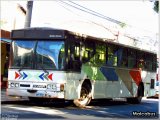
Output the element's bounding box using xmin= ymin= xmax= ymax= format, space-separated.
xmin=56 ymin=0 xmax=118 ymax=37
xmin=67 ymin=1 xmax=157 ymax=37
xmin=59 ymin=0 xmax=125 ymax=26
xmin=57 ymin=0 xmax=157 ymax=47
xmin=68 ymin=0 xmax=124 ymax=25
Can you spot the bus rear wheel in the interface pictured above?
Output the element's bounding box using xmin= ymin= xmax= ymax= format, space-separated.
xmin=127 ymin=82 xmax=144 ymax=104
xmin=127 ymin=96 xmax=142 ymax=104
xmin=73 ymin=84 xmax=91 ymax=108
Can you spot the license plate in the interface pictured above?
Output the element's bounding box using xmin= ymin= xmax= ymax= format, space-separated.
xmin=36 ymin=93 xmax=44 ymax=97
xmin=52 ymin=84 xmax=57 ymax=91
xmin=33 ymin=85 xmax=46 ymax=88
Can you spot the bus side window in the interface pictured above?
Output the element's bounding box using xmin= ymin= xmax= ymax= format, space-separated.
xmin=152 ymin=54 xmax=157 ymax=71
xmin=68 ymin=41 xmax=81 ymax=71
xmin=107 ymin=44 xmax=118 ymax=66
xmin=136 ymin=51 xmax=145 ymax=69
xmin=128 ymin=49 xmax=136 ymax=68
xmin=145 ymin=53 xmax=153 ymax=71
xmin=82 ymin=40 xmax=95 ymax=63
xmin=119 ymin=48 xmax=128 ymax=67
xmin=95 ymin=43 xmax=106 ymax=65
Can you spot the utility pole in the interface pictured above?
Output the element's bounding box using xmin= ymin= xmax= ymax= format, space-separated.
xmin=158 ymin=33 xmax=160 ymax=81
xmin=24 ymin=1 xmax=33 ymax=28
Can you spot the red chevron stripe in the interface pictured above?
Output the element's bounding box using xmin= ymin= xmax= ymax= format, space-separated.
xmin=48 ymin=73 xmax=53 ymax=81
xmin=15 ymin=72 xmax=20 ymax=79
xmin=129 ymin=68 xmax=142 ymax=86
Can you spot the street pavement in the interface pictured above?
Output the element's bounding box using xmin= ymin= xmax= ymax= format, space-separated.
xmin=1 ymin=88 xmax=28 ymax=102
xmin=1 ymin=88 xmax=159 ymax=119
xmin=1 ymin=88 xmax=159 ymax=102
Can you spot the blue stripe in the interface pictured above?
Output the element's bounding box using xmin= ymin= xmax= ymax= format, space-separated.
xmin=100 ymin=67 xmax=118 ymax=81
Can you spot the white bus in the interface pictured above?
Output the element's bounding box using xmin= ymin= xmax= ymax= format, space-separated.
xmin=7 ymin=27 xmax=157 ymax=107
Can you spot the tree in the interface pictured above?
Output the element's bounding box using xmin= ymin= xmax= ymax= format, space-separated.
xmin=153 ymin=1 xmax=159 ymax=13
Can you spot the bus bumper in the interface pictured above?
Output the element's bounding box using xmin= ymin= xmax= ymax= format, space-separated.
xmin=7 ymin=88 xmax=65 ymax=99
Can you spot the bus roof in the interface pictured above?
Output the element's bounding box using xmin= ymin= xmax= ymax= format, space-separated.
xmin=11 ymin=27 xmax=156 ymax=55
xmin=11 ymin=27 xmax=66 ymax=39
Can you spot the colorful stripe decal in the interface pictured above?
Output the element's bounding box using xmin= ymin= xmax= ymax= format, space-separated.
xmin=15 ymin=71 xmax=53 ymax=81
xmin=39 ymin=73 xmax=53 ymax=81
xmin=15 ymin=72 xmax=28 ymax=80
xmin=100 ymin=67 xmax=118 ymax=81
xmin=129 ymin=69 xmax=142 ymax=86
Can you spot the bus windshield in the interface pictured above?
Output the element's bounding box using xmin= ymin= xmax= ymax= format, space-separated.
xmin=11 ymin=40 xmax=65 ymax=70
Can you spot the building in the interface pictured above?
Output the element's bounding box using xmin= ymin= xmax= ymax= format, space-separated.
xmin=1 ymin=29 xmax=11 ymax=88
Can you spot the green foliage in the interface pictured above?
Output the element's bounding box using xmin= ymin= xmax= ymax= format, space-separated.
xmin=0 ymin=20 xmax=7 ymax=27
xmin=119 ymin=22 xmax=126 ymax=28
xmin=153 ymin=1 xmax=159 ymax=13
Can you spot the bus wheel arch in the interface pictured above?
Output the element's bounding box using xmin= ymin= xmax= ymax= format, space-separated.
xmin=73 ymin=79 xmax=92 ymax=108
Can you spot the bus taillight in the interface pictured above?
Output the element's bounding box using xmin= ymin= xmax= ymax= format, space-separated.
xmin=60 ymin=84 xmax=64 ymax=91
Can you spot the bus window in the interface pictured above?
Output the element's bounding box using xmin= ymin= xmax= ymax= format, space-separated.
xmin=137 ymin=51 xmax=145 ymax=69
xmin=12 ymin=41 xmax=35 ymax=68
xmin=58 ymin=44 xmax=65 ymax=69
xmin=107 ymin=44 xmax=118 ymax=66
xmin=145 ymin=53 xmax=153 ymax=71
xmin=128 ymin=49 xmax=136 ymax=68
xmin=36 ymin=41 xmax=65 ymax=70
xmin=67 ymin=41 xmax=81 ymax=71
xmin=119 ymin=47 xmax=128 ymax=67
xmin=95 ymin=43 xmax=106 ymax=65
xmin=152 ymin=54 xmax=157 ymax=71
xmin=82 ymin=40 xmax=96 ymax=63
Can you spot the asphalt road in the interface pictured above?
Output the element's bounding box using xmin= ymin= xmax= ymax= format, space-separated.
xmin=1 ymin=98 xmax=159 ymax=119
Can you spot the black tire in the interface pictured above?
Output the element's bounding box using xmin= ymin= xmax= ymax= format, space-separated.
xmin=28 ymin=97 xmax=43 ymax=102
xmin=28 ymin=97 xmax=39 ymax=102
xmin=127 ymin=96 xmax=142 ymax=104
xmin=138 ymin=82 xmax=144 ymax=97
xmin=28 ymin=97 xmax=52 ymax=104
xmin=73 ymin=84 xmax=92 ymax=108
xmin=127 ymin=83 xmax=143 ymax=104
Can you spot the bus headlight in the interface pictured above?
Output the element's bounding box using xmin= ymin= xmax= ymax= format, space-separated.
xmin=47 ymin=84 xmax=51 ymax=89
xmin=52 ymin=84 xmax=56 ymax=89
xmin=11 ymin=83 xmax=14 ymax=87
xmin=15 ymin=83 xmax=19 ymax=87
xmin=10 ymin=82 xmax=19 ymax=88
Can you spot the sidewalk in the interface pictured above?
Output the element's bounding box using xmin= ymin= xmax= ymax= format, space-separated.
xmin=1 ymin=88 xmax=28 ymax=102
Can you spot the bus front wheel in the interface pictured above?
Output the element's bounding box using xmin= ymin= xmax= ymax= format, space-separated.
xmin=73 ymin=84 xmax=92 ymax=108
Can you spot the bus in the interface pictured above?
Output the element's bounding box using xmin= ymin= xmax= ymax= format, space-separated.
xmin=7 ymin=27 xmax=157 ymax=107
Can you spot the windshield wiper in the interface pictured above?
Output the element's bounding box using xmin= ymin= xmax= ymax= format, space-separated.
xmin=18 ymin=64 xmax=26 ymax=72
xmin=38 ymin=63 xmax=49 ymax=74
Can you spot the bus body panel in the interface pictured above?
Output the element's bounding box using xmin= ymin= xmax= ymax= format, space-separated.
xmin=7 ymin=67 xmax=156 ymax=100
xmin=65 ymin=72 xmax=81 ymax=99
xmin=8 ymin=69 xmax=82 ymax=99
xmin=142 ymin=71 xmax=156 ymax=96
xmin=81 ymin=65 xmax=156 ymax=98
xmin=7 ymin=69 xmax=67 ymax=98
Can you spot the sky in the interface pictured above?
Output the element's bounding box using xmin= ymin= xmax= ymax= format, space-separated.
xmin=32 ymin=1 xmax=158 ymax=30
xmin=1 ymin=1 xmax=158 ymax=33
xmin=31 ymin=1 xmax=158 ymax=36
xmin=1 ymin=1 xmax=159 ymax=51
